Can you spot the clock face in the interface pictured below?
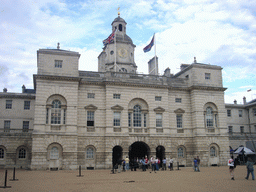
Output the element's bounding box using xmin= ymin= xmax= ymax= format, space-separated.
xmin=118 ymin=48 xmax=128 ymax=58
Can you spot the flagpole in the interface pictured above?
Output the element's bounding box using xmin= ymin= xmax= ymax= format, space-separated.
xmin=154 ymin=33 xmax=157 ymax=75
xmin=114 ymin=29 xmax=117 ymax=72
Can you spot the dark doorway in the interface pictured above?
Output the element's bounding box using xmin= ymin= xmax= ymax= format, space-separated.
xmin=156 ymin=145 xmax=165 ymax=168
xmin=112 ymin=146 xmax=123 ymax=167
xmin=129 ymin=142 xmax=150 ymax=161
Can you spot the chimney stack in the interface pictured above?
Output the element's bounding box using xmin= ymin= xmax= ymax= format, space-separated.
xmin=243 ymin=97 xmax=246 ymax=105
xmin=234 ymin=99 xmax=237 ymax=104
xmin=164 ymin=67 xmax=171 ymax=77
xmin=3 ymin=88 xmax=7 ymax=93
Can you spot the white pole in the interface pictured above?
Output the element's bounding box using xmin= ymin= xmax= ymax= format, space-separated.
xmin=154 ymin=33 xmax=157 ymax=75
xmin=114 ymin=29 xmax=117 ymax=72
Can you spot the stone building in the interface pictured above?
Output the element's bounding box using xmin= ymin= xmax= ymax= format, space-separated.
xmin=0 ymin=15 xmax=232 ymax=170
xmin=226 ymin=98 xmax=256 ymax=151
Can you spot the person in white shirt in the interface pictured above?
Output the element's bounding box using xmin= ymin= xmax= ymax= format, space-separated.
xmin=169 ymin=157 xmax=174 ymax=171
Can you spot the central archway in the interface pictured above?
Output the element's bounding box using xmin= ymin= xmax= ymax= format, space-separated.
xmin=112 ymin=146 xmax=123 ymax=167
xmin=129 ymin=142 xmax=150 ymax=161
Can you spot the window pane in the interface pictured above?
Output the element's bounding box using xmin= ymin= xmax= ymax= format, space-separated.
xmin=128 ymin=113 xmax=131 ymax=127
xmin=6 ymin=100 xmax=12 ymax=109
xmin=87 ymin=111 xmax=94 ymax=126
xmin=19 ymin=148 xmax=26 ymax=159
xmin=206 ymin=107 xmax=213 ymax=127
xmin=205 ymin=73 xmax=211 ymax=79
xmin=0 ymin=148 xmax=4 ymax=158
xmin=155 ymin=96 xmax=161 ymax=101
xmin=175 ymin=98 xmax=182 ymax=103
xmin=55 ymin=60 xmax=62 ymax=68
xmin=156 ymin=113 xmax=162 ymax=127
xmin=144 ymin=113 xmax=147 ymax=127
xmin=113 ymin=94 xmax=121 ymax=99
xmin=210 ymin=147 xmax=216 ymax=157
xmin=133 ymin=105 xmax=141 ymax=127
xmin=50 ymin=147 xmax=59 ymax=159
xmin=88 ymin=93 xmax=95 ymax=98
xmin=4 ymin=121 xmax=10 ymax=132
xmin=113 ymin=112 xmax=121 ymax=126
xmin=86 ymin=147 xmax=94 ymax=159
xmin=227 ymin=110 xmax=231 ymax=117
xmin=23 ymin=121 xmax=29 ymax=132
xmin=24 ymin=101 xmax=30 ymax=110
xmin=178 ymin=147 xmax=183 ymax=158
xmin=176 ymin=114 xmax=182 ymax=128
xmin=51 ymin=100 xmax=61 ymax=124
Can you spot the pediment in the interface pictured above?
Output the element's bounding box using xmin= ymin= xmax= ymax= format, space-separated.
xmin=174 ymin=108 xmax=185 ymax=114
xmin=84 ymin=104 xmax=98 ymax=110
xmin=111 ymin=105 xmax=124 ymax=111
xmin=154 ymin=107 xmax=165 ymax=112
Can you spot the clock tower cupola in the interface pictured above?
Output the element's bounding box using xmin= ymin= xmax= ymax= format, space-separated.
xmin=98 ymin=12 xmax=137 ymax=73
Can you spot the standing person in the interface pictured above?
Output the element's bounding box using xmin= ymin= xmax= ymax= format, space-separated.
xmin=133 ymin=157 xmax=138 ymax=171
xmin=245 ymin=157 xmax=255 ymax=180
xmin=193 ymin=157 xmax=198 ymax=172
xmin=162 ymin=157 xmax=167 ymax=171
xmin=117 ymin=158 xmax=122 ymax=173
xmin=196 ymin=156 xmax=200 ymax=172
xmin=122 ymin=159 xmax=126 ymax=172
xmin=125 ymin=156 xmax=129 ymax=171
xmin=145 ymin=156 xmax=149 ymax=169
xmin=150 ymin=156 xmax=155 ymax=171
xmin=141 ymin=157 xmax=146 ymax=171
xmin=155 ymin=157 xmax=159 ymax=171
xmin=169 ymin=157 xmax=173 ymax=171
xmin=228 ymin=156 xmax=236 ymax=180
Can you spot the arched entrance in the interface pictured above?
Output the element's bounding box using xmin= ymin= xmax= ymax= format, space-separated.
xmin=129 ymin=142 xmax=150 ymax=161
xmin=112 ymin=146 xmax=123 ymax=167
xmin=156 ymin=145 xmax=165 ymax=168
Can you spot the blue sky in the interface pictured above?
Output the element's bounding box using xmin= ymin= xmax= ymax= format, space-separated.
xmin=1 ymin=0 xmax=256 ymax=104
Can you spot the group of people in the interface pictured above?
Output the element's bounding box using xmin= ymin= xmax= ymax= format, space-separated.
xmin=228 ymin=155 xmax=254 ymax=180
xmin=115 ymin=156 xmax=175 ymax=173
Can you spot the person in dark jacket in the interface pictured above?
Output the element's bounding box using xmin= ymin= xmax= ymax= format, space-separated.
xmin=245 ymin=157 xmax=255 ymax=180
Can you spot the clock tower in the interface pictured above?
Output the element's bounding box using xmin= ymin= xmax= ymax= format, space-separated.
xmin=98 ymin=14 xmax=137 ymax=73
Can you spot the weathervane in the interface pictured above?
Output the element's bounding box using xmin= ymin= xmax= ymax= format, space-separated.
xmin=118 ymin=7 xmax=120 ymax=16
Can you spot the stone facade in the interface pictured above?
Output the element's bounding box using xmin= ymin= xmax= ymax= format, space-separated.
xmin=0 ymin=15 xmax=242 ymax=170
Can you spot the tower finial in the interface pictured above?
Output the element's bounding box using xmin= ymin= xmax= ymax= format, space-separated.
xmin=57 ymin=42 xmax=60 ymax=49
xmin=194 ymin=57 xmax=197 ymax=63
xmin=118 ymin=7 xmax=120 ymax=16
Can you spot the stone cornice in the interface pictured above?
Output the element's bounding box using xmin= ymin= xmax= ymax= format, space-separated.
xmin=34 ymin=74 xmax=81 ymax=82
xmin=0 ymin=93 xmax=35 ymax=99
xmin=188 ymin=85 xmax=227 ymax=91
xmin=174 ymin=108 xmax=185 ymax=114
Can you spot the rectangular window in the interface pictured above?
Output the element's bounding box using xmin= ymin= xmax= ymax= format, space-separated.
xmin=156 ymin=113 xmax=162 ymax=127
xmin=87 ymin=111 xmax=94 ymax=126
xmin=176 ymin=114 xmax=183 ymax=128
xmin=87 ymin=93 xmax=95 ymax=98
xmin=24 ymin=101 xmax=30 ymax=110
xmin=6 ymin=100 xmax=12 ymax=109
xmin=63 ymin=109 xmax=66 ymax=124
xmin=113 ymin=112 xmax=121 ymax=126
xmin=240 ymin=126 xmax=244 ymax=134
xmin=228 ymin=126 xmax=233 ymax=133
xmin=253 ymin=108 xmax=256 ymax=116
xmin=144 ymin=113 xmax=147 ymax=127
xmin=239 ymin=110 xmax=243 ymax=117
xmin=227 ymin=109 xmax=231 ymax=117
xmin=55 ymin=60 xmax=62 ymax=68
xmin=23 ymin=121 xmax=29 ymax=132
xmin=113 ymin=94 xmax=121 ymax=99
xmin=175 ymin=98 xmax=182 ymax=103
xmin=155 ymin=96 xmax=162 ymax=101
xmin=128 ymin=113 xmax=131 ymax=127
xmin=205 ymin=73 xmax=211 ymax=80
xmin=46 ymin=108 xmax=49 ymax=124
xmin=4 ymin=121 xmax=10 ymax=132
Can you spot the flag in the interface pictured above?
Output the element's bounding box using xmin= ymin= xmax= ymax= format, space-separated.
xmin=143 ymin=35 xmax=154 ymax=53
xmin=247 ymin=89 xmax=252 ymax=92
xmin=103 ymin=29 xmax=116 ymax=46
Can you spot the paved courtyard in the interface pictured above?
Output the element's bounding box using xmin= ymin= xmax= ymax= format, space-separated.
xmin=0 ymin=166 xmax=255 ymax=192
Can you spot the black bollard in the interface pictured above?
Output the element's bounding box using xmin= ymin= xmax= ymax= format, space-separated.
xmin=10 ymin=167 xmax=19 ymax=181
xmin=0 ymin=170 xmax=11 ymax=188
xmin=177 ymin=162 xmax=180 ymax=170
xmin=76 ymin=165 xmax=84 ymax=177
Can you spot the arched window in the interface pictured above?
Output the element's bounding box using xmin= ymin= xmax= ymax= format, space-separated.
xmin=206 ymin=107 xmax=214 ymax=127
xmin=178 ymin=147 xmax=184 ymax=158
xmin=50 ymin=147 xmax=59 ymax=160
xmin=0 ymin=148 xmax=4 ymax=158
xmin=133 ymin=105 xmax=141 ymax=127
xmin=51 ymin=100 xmax=61 ymax=124
xmin=119 ymin=24 xmax=122 ymax=31
xmin=86 ymin=147 xmax=94 ymax=159
xmin=18 ymin=148 xmax=26 ymax=159
xmin=210 ymin=147 xmax=216 ymax=157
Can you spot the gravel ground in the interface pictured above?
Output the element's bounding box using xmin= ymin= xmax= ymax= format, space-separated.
xmin=0 ymin=166 xmax=255 ymax=192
